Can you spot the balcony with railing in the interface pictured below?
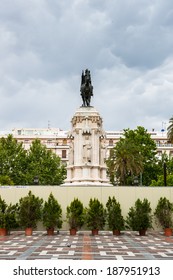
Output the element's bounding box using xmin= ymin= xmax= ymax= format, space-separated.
xmin=156 ymin=143 xmax=173 ymax=147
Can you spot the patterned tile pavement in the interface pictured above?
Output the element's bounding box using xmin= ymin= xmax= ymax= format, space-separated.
xmin=0 ymin=231 xmax=173 ymax=260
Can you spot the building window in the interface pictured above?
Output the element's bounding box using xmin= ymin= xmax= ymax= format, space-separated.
xmin=157 ymin=151 xmax=162 ymax=158
xmin=109 ymin=139 xmax=113 ymax=146
xmin=170 ymin=151 xmax=173 ymax=158
xmin=62 ymin=139 xmax=67 ymax=145
xmin=62 ymin=150 xmax=67 ymax=158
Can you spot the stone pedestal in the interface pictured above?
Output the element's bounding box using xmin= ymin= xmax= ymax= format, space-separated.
xmin=64 ymin=106 xmax=111 ymax=186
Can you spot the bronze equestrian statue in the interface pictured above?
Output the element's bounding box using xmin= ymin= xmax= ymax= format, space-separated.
xmin=80 ymin=69 xmax=93 ymax=107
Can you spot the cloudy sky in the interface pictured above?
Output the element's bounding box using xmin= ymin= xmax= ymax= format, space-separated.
xmin=0 ymin=0 xmax=173 ymax=133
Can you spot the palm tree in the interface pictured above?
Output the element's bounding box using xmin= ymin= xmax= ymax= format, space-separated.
xmin=106 ymin=138 xmax=143 ymax=185
xmin=115 ymin=139 xmax=143 ymax=185
xmin=167 ymin=117 xmax=173 ymax=143
xmin=106 ymin=148 xmax=117 ymax=185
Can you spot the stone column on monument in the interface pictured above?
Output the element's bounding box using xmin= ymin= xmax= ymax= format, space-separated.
xmin=100 ymin=138 xmax=107 ymax=165
xmin=68 ymin=140 xmax=74 ymax=165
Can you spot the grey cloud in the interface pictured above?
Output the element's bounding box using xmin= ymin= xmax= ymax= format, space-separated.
xmin=0 ymin=0 xmax=173 ymax=132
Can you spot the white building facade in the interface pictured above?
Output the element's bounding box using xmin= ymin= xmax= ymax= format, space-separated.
xmin=0 ymin=126 xmax=172 ymax=163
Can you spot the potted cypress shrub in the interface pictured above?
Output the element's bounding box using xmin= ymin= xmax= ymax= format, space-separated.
xmin=17 ymin=191 xmax=43 ymax=236
xmin=42 ymin=193 xmax=62 ymax=235
xmin=85 ymin=198 xmax=106 ymax=235
xmin=0 ymin=196 xmax=18 ymax=236
xmin=126 ymin=198 xmax=152 ymax=236
xmin=0 ymin=196 xmax=9 ymax=236
xmin=106 ymin=196 xmax=125 ymax=235
xmin=66 ymin=198 xmax=84 ymax=235
xmin=154 ymin=197 xmax=173 ymax=236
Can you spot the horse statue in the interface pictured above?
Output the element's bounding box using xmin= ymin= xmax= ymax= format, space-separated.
xmin=80 ymin=69 xmax=93 ymax=107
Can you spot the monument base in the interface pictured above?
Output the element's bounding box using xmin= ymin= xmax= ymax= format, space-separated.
xmin=66 ymin=105 xmax=110 ymax=186
xmin=62 ymin=181 xmax=113 ymax=187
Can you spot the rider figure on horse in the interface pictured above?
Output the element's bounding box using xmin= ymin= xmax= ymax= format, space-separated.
xmin=80 ymin=69 xmax=93 ymax=107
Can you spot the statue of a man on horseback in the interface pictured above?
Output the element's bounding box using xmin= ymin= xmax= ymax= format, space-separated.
xmin=80 ymin=69 xmax=93 ymax=107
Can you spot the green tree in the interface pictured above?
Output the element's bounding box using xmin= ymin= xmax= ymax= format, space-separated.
xmin=0 ymin=196 xmax=19 ymax=231
xmin=107 ymin=138 xmax=143 ymax=185
xmin=167 ymin=116 xmax=173 ymax=143
xmin=106 ymin=196 xmax=124 ymax=231
xmin=126 ymin=198 xmax=152 ymax=233
xmin=25 ymin=139 xmax=66 ymax=185
xmin=17 ymin=191 xmax=43 ymax=229
xmin=150 ymin=174 xmax=173 ymax=186
xmin=0 ymin=175 xmax=14 ymax=186
xmin=106 ymin=126 xmax=157 ymax=186
xmin=66 ymin=198 xmax=84 ymax=230
xmin=106 ymin=148 xmax=118 ymax=185
xmin=0 ymin=135 xmax=27 ymax=185
xmin=150 ymin=153 xmax=173 ymax=186
xmin=154 ymin=197 xmax=173 ymax=229
xmin=124 ymin=127 xmax=156 ymax=158
xmin=151 ymin=149 xmax=173 ymax=188
xmin=85 ymin=198 xmax=106 ymax=230
xmin=42 ymin=193 xmax=62 ymax=230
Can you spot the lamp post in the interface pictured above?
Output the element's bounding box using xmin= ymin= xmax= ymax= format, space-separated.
xmin=163 ymin=162 xmax=167 ymax=186
xmin=133 ymin=176 xmax=139 ymax=186
xmin=33 ymin=176 xmax=39 ymax=185
xmin=139 ymin=172 xmax=142 ymax=186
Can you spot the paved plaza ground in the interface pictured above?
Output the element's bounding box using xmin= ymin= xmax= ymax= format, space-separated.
xmin=0 ymin=230 xmax=173 ymax=260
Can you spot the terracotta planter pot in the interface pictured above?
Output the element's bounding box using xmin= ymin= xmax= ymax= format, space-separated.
xmin=139 ymin=229 xmax=147 ymax=236
xmin=92 ymin=229 xmax=99 ymax=235
xmin=0 ymin=228 xmax=8 ymax=236
xmin=164 ymin=228 xmax=172 ymax=237
xmin=25 ymin=227 xmax=33 ymax=236
xmin=70 ymin=228 xmax=77 ymax=235
xmin=47 ymin=228 xmax=54 ymax=235
xmin=113 ymin=229 xmax=121 ymax=236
